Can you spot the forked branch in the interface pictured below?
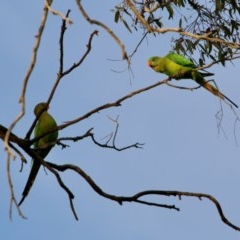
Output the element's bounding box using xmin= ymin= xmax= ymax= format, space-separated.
xmin=47 ymin=161 xmax=240 ymax=231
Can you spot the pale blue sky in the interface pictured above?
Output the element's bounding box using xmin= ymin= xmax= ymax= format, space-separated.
xmin=1 ymin=1 xmax=240 ymax=239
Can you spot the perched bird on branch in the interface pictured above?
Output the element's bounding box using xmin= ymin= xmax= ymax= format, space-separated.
xmin=148 ymin=53 xmax=238 ymax=108
xmin=19 ymin=102 xmax=58 ymax=205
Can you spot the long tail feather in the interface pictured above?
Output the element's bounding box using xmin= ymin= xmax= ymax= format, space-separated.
xmin=196 ymin=77 xmax=238 ymax=108
xmin=219 ymin=91 xmax=238 ymax=108
xmin=18 ymin=160 xmax=41 ymax=206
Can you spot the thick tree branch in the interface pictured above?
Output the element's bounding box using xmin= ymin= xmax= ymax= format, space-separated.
xmin=47 ymin=162 xmax=240 ymax=231
xmin=0 ymin=125 xmax=77 ymax=219
xmin=2 ymin=123 xmax=239 ymax=228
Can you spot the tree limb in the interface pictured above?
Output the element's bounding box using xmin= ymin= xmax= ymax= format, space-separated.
xmin=47 ymin=162 xmax=240 ymax=231
xmin=75 ymin=0 xmax=130 ymax=63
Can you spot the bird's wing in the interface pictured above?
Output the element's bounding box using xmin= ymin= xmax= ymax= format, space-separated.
xmin=166 ymin=53 xmax=197 ymax=68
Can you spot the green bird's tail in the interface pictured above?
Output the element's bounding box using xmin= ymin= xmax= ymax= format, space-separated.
xmin=18 ymin=147 xmax=51 ymax=206
xmin=193 ymin=72 xmax=238 ymax=108
xmin=18 ymin=160 xmax=41 ymax=206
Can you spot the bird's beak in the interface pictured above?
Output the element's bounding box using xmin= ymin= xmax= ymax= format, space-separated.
xmin=148 ymin=61 xmax=153 ymax=68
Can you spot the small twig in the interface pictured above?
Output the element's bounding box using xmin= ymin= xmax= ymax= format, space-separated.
xmin=44 ymin=1 xmax=73 ymax=25
xmin=57 ymin=127 xmax=144 ymax=151
xmin=59 ymin=10 xmax=71 ymax=75
xmin=6 ymin=152 xmax=27 ymax=220
xmin=60 ymin=30 xmax=98 ymax=76
xmin=134 ymin=199 xmax=180 ymax=210
xmin=90 ymin=132 xmax=144 ymax=151
xmin=108 ymin=115 xmax=120 ymax=146
xmin=230 ymin=102 xmax=240 ymax=145
xmin=69 ymin=197 xmax=79 ymax=220
xmin=215 ymin=108 xmax=227 ymax=139
xmin=165 ymin=81 xmax=201 ymax=91
xmin=75 ymin=0 xmax=130 ymax=64
xmin=195 ymin=54 xmax=240 ymax=72
xmin=8 ymin=143 xmax=27 ymax=164
xmin=101 ymin=132 xmax=113 ymax=145
xmin=129 ymin=31 xmax=148 ymax=58
xmin=53 ymin=169 xmax=76 ymax=217
xmin=144 ymin=0 xmax=174 ymax=13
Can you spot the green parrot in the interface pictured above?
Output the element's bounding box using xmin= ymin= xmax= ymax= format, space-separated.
xmin=19 ymin=102 xmax=58 ymax=205
xmin=148 ymin=53 xmax=238 ymax=108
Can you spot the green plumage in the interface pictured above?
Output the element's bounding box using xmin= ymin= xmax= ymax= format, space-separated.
xmin=148 ymin=53 xmax=238 ymax=108
xmin=19 ymin=102 xmax=58 ymax=205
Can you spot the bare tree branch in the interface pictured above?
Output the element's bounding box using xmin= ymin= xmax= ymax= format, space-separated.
xmin=60 ymin=78 xmax=170 ymax=130
xmin=2 ymin=122 xmax=239 ymax=228
xmin=75 ymin=0 xmax=130 ymax=63
xmin=89 ymin=117 xmax=145 ymax=151
xmin=126 ymin=0 xmax=153 ymax=32
xmin=4 ymin=9 xmax=78 ymax=217
xmin=19 ymin=142 xmax=78 ymax=220
xmin=4 ymin=0 xmax=53 ymax=159
xmin=60 ymin=30 xmax=98 ymax=77
xmin=57 ymin=126 xmax=144 ymax=151
xmin=47 ymin=162 xmax=240 ymax=231
xmin=7 ymin=151 xmax=27 ymax=220
xmin=45 ymin=1 xmax=73 ymax=24
xmin=25 ymin=16 xmax=98 ymax=142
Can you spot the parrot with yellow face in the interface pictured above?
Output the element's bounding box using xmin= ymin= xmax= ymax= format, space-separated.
xmin=148 ymin=53 xmax=238 ymax=108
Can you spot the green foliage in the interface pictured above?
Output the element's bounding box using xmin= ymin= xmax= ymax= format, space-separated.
xmin=113 ymin=5 xmax=135 ymax=33
xmin=113 ymin=0 xmax=240 ymax=65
